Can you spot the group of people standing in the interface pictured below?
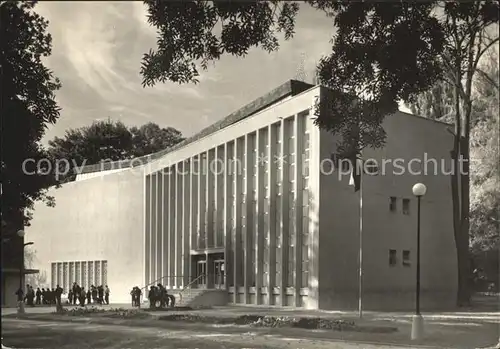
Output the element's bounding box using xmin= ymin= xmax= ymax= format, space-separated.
xmin=129 ymin=284 xmax=175 ymax=308
xmin=130 ymin=286 xmax=143 ymax=307
xmin=147 ymin=284 xmax=175 ymax=308
xmin=68 ymin=282 xmax=110 ymax=306
xmin=15 ymin=284 xmax=63 ymax=306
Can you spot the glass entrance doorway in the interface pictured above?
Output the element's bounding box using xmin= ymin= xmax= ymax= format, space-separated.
xmin=214 ymin=259 xmax=225 ymax=289
xmin=196 ymin=260 xmax=206 ymax=287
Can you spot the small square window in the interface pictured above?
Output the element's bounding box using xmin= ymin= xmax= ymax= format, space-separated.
xmin=364 ymin=159 xmax=379 ymax=175
xmin=389 ymin=197 xmax=397 ymax=212
xmin=403 ymin=250 xmax=411 ymax=266
xmin=402 ymin=199 xmax=410 ymax=215
xmin=389 ymin=249 xmax=397 ymax=266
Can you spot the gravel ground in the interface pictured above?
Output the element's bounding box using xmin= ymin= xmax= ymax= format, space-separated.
xmin=1 ymin=318 xmax=422 ymax=349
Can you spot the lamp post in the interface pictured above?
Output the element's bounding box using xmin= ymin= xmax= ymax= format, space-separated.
xmin=411 ymin=183 xmax=427 ymax=340
xmin=16 ymin=230 xmax=34 ymax=315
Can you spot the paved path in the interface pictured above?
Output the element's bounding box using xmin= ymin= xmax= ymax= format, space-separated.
xmin=3 ymin=303 xmax=499 ymax=323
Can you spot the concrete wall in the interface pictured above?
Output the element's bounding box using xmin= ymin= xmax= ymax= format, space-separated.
xmin=26 ymin=169 xmax=145 ymax=303
xmin=318 ymin=107 xmax=458 ymax=311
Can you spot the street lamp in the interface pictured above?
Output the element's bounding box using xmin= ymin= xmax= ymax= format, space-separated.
xmin=16 ymin=230 xmax=34 ymax=315
xmin=411 ymin=183 xmax=427 ymax=340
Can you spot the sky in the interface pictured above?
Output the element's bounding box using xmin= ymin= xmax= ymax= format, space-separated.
xmin=37 ymin=1 xmax=408 ymax=145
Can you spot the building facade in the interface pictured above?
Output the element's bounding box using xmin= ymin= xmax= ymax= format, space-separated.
xmin=27 ymin=81 xmax=458 ymax=310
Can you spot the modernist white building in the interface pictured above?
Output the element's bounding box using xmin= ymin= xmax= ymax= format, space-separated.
xmin=25 ymin=80 xmax=458 ymax=310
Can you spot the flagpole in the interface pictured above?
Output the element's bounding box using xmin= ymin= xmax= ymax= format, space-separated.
xmin=358 ymin=154 xmax=363 ymax=319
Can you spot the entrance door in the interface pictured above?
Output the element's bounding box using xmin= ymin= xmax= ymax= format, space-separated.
xmin=214 ymin=260 xmax=225 ymax=289
xmin=196 ymin=261 xmax=206 ymax=287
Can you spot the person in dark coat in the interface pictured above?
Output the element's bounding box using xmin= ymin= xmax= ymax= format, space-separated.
xmin=15 ymin=287 xmax=24 ymax=303
xmin=75 ymin=283 xmax=81 ymax=305
xmin=55 ymin=285 xmax=63 ymax=306
xmin=104 ymin=285 xmax=110 ymax=305
xmin=79 ymin=287 xmax=86 ymax=307
xmin=148 ymin=286 xmax=156 ymax=309
xmin=86 ymin=288 xmax=91 ymax=305
xmin=41 ymin=288 xmax=46 ymax=304
xmin=35 ymin=287 xmax=42 ymax=305
xmin=97 ymin=285 xmax=104 ymax=305
xmin=72 ymin=283 xmax=78 ymax=305
xmin=135 ymin=287 xmax=142 ymax=307
xmin=157 ymin=284 xmax=166 ymax=308
xmin=91 ymin=286 xmax=97 ymax=304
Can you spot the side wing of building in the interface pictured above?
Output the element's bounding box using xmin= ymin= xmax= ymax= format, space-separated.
xmin=317 ymin=98 xmax=458 ymax=310
xmin=26 ymin=167 xmax=145 ymax=303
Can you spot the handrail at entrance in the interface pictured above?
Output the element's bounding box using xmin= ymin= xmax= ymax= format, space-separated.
xmin=180 ymin=273 xmax=205 ymax=293
xmin=140 ymin=275 xmax=181 ymax=292
xmin=178 ymin=273 xmax=206 ymax=303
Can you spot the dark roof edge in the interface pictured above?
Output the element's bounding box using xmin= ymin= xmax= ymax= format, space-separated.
xmin=76 ymin=80 xmax=313 ymax=175
xmin=396 ymin=110 xmax=454 ymax=127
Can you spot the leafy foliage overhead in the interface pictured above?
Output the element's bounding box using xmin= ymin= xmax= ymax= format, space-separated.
xmin=1 ymin=1 xmax=62 ymax=228
xmin=140 ymin=1 xmax=497 ymax=155
xmin=141 ymin=0 xmax=300 ymax=86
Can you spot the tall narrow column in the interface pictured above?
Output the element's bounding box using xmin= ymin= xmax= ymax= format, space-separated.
xmin=145 ymin=175 xmax=151 ymax=285
xmin=206 ymin=149 xmax=214 ymax=249
xmin=233 ymin=138 xmax=243 ymax=303
xmin=189 ymin=157 xmax=198 ymax=281
xmin=255 ymin=129 xmax=265 ymax=304
xmin=215 ymin=146 xmax=224 ymax=248
xmin=169 ymin=168 xmax=176 ymax=287
xmin=182 ymin=161 xmax=190 ymax=287
xmin=267 ymin=124 xmax=277 ymax=304
xmin=151 ymin=173 xmax=157 ymax=285
xmin=156 ymin=172 xmax=163 ymax=284
xmin=293 ymin=114 xmax=304 ymax=306
xmin=162 ymin=169 xmax=169 ymax=287
xmin=223 ymin=142 xmax=232 ymax=289
xmin=198 ymin=154 xmax=206 ymax=250
xmin=280 ymin=119 xmax=290 ymax=306
xmin=175 ymin=163 xmax=181 ymax=288
xmin=243 ymin=134 xmax=253 ymax=303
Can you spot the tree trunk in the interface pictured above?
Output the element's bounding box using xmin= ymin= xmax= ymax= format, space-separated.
xmin=450 ymin=142 xmax=464 ymax=306
xmin=457 ymin=135 xmax=472 ymax=306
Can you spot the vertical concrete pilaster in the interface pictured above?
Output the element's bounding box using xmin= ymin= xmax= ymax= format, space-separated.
xmin=144 ymin=175 xmax=151 ymax=286
xmin=206 ymin=150 xmax=214 ymax=249
xmin=255 ymin=129 xmax=265 ymax=304
xmin=151 ymin=173 xmax=157 ymax=284
xmin=156 ymin=172 xmax=163 ymax=283
xmin=162 ymin=171 xmax=169 ymax=286
xmin=169 ymin=168 xmax=176 ymax=287
xmin=198 ymin=154 xmax=206 ymax=250
xmin=189 ymin=158 xmax=197 ymax=282
xmin=280 ymin=119 xmax=290 ymax=306
xmin=294 ymin=114 xmax=304 ymax=306
xmin=175 ymin=163 xmax=181 ymax=288
xmin=243 ymin=134 xmax=253 ymax=303
xmin=233 ymin=138 xmax=243 ymax=303
xmin=267 ymin=125 xmax=277 ymax=304
xmin=215 ymin=146 xmax=224 ymax=248
xmin=182 ymin=161 xmax=190 ymax=287
xmin=223 ymin=143 xmax=232 ymax=289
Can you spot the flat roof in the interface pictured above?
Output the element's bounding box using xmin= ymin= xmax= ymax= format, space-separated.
xmin=76 ymin=79 xmax=313 ymax=175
